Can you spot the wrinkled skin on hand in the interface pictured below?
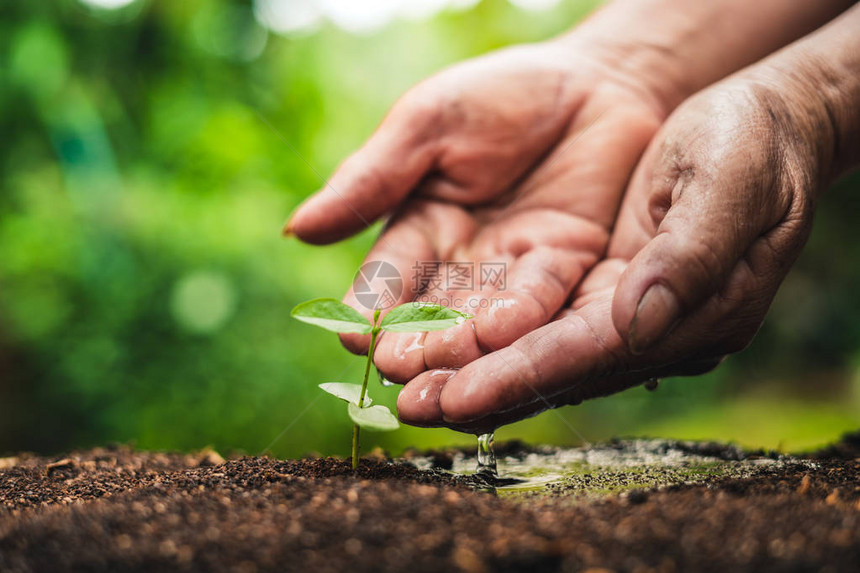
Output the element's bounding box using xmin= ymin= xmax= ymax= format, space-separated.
xmin=397 ymin=67 xmax=831 ymax=433
xmin=288 ymin=41 xmax=664 ymax=383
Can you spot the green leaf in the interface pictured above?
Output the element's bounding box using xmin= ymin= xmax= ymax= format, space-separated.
xmin=319 ymin=383 xmax=371 ymax=406
xmin=291 ymin=298 xmax=371 ymax=334
xmin=347 ymin=403 xmax=400 ymax=431
xmin=380 ymin=303 xmax=472 ymax=333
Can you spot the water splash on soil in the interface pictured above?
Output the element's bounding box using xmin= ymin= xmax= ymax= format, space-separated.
xmin=405 ymin=439 xmax=791 ymax=496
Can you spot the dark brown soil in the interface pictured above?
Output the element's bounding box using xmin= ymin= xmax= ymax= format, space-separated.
xmin=1 ymin=439 xmax=858 ymax=573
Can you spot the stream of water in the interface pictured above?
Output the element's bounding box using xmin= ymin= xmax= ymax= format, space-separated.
xmin=475 ymin=432 xmax=498 ymax=481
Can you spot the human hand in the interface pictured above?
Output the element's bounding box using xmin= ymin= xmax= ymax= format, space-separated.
xmin=287 ymin=40 xmax=664 ymax=380
xmin=397 ymin=41 xmax=853 ymax=432
xmin=287 ymin=0 xmax=859 ymax=432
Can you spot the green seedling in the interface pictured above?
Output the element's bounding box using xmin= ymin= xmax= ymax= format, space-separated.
xmin=292 ymin=298 xmax=472 ymax=469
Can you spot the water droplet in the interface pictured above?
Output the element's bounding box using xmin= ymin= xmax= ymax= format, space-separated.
xmin=475 ymin=432 xmax=497 ymax=482
xmin=404 ymin=332 xmax=424 ymax=353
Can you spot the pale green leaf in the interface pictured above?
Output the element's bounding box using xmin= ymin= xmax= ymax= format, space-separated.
xmin=291 ymin=298 xmax=371 ymax=334
xmin=319 ymin=383 xmax=371 ymax=406
xmin=380 ymin=303 xmax=472 ymax=333
xmin=347 ymin=403 xmax=400 ymax=431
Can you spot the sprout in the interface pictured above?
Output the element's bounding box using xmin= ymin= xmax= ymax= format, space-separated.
xmin=292 ymin=299 xmax=472 ymax=469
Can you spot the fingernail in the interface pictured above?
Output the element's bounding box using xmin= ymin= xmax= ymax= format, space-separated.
xmin=281 ymin=204 xmax=302 ymax=238
xmin=628 ymin=283 xmax=681 ymax=355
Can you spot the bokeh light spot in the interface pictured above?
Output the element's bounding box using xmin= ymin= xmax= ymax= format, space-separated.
xmin=78 ymin=0 xmax=137 ymax=9
xmin=192 ymin=3 xmax=268 ymax=62
xmin=254 ymin=0 xmax=485 ymax=36
xmin=170 ymin=271 xmax=238 ymax=334
xmin=253 ymin=0 xmax=323 ymax=35
xmin=509 ymin=0 xmax=561 ymax=11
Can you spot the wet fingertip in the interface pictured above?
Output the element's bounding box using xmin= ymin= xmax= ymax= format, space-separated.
xmin=338 ymin=332 xmax=371 ymax=356
xmin=423 ymin=323 xmax=484 ymax=370
xmin=439 ymin=372 xmax=486 ymax=425
xmin=473 ymin=301 xmax=529 ymax=351
xmin=373 ymin=331 xmax=427 ymax=384
xmin=396 ymin=371 xmax=452 ymax=427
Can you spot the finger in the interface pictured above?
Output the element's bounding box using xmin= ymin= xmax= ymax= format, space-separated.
xmin=387 ymin=237 xmax=598 ymax=379
xmin=569 ymin=258 xmax=627 ymax=310
xmin=375 ymin=285 xmax=484 ymax=383
xmin=370 ymin=203 xmax=478 ymax=377
xmin=437 ymin=356 xmax=723 ymax=434
xmin=413 ymin=175 xmax=476 ymax=205
xmin=474 ymin=246 xmax=594 ymax=351
xmin=415 ymin=245 xmax=516 ymax=373
xmin=369 ymin=330 xmax=428 ymax=383
xmin=392 ymin=219 xmax=604 ymax=378
xmin=421 ymin=289 xmax=487 ymax=370
xmin=611 ymin=151 xmax=790 ymax=355
xmin=434 ymin=291 xmax=730 ymax=429
xmin=471 ymin=208 xmax=606 ymax=351
xmin=396 ymin=369 xmax=453 ymax=428
xmin=404 ymin=219 xmax=796 ymax=430
xmin=438 ymin=293 xmax=627 ymax=425
xmin=287 ymin=96 xmax=440 ymax=244
xmin=397 ymin=314 xmax=723 ymax=432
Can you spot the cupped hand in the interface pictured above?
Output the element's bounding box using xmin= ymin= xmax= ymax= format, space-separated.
xmin=397 ymin=62 xmax=833 ymax=432
xmin=288 ymin=40 xmax=664 ymax=382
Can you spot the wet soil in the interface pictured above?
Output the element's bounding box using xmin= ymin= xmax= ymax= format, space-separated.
xmin=1 ymin=435 xmax=859 ymax=573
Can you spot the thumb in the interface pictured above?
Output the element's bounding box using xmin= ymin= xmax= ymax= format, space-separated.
xmin=611 ymin=165 xmax=787 ymax=355
xmin=286 ymin=95 xmax=440 ymax=244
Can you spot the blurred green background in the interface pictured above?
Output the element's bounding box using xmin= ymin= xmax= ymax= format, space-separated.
xmin=1 ymin=0 xmax=858 ymax=459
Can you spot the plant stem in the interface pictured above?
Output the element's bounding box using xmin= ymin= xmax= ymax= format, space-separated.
xmin=352 ymin=309 xmax=381 ymax=470
xmin=351 ymin=424 xmax=360 ymax=470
